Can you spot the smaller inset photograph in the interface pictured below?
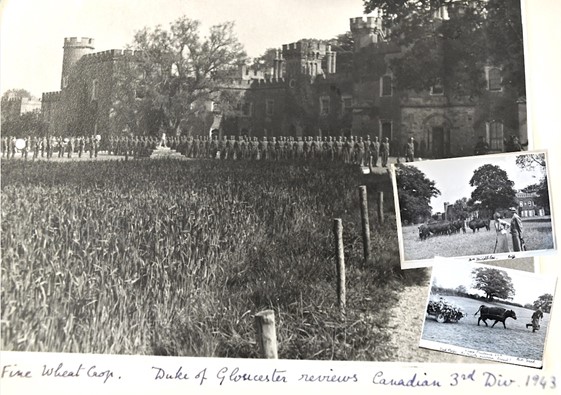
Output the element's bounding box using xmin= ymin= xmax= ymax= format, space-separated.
xmin=419 ymin=259 xmax=557 ymax=368
xmin=391 ymin=151 xmax=555 ymax=268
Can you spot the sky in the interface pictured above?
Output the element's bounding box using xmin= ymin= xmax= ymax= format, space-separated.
xmin=0 ymin=0 xmax=367 ymax=98
xmin=407 ymin=152 xmax=548 ymax=214
xmin=431 ymin=260 xmax=557 ymax=307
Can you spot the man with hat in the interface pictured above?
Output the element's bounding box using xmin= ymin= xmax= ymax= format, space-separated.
xmin=509 ymin=207 xmax=524 ymax=251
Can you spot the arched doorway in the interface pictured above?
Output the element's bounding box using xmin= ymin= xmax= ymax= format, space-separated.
xmin=422 ymin=114 xmax=452 ymax=159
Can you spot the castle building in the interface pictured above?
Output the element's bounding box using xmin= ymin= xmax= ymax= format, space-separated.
xmin=1 ymin=95 xmax=42 ymax=123
xmin=41 ymin=11 xmax=525 ymax=158
xmin=516 ymin=191 xmax=546 ymax=217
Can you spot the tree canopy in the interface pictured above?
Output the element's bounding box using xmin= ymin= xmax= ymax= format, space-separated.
xmin=362 ymin=0 xmax=525 ymax=97
xmin=471 ymin=267 xmax=515 ymax=301
xmin=515 ymin=153 xmax=549 ymax=213
xmin=532 ymin=293 xmax=553 ymax=314
xmin=1 ymin=110 xmax=47 ymax=138
xmin=395 ymin=164 xmax=441 ymax=224
xmin=1 ymin=88 xmax=33 ymax=101
xmin=113 ymin=16 xmax=247 ymax=136
xmin=469 ymin=164 xmax=516 ymax=213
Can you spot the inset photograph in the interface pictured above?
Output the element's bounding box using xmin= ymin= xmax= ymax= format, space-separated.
xmin=419 ymin=260 xmax=557 ymax=368
xmin=392 ymin=151 xmax=555 ymax=268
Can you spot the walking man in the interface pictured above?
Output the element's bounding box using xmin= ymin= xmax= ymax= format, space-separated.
xmin=526 ymin=308 xmax=543 ymax=332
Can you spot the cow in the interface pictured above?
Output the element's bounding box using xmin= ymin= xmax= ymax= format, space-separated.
xmin=468 ymin=218 xmax=490 ymax=232
xmin=450 ymin=220 xmax=466 ymax=234
xmin=418 ymin=224 xmax=430 ymax=240
xmin=473 ymin=305 xmax=517 ymax=328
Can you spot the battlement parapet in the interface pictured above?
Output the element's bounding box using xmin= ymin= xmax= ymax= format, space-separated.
xmin=42 ymin=91 xmax=61 ymax=101
xmin=64 ymin=37 xmax=95 ymax=48
xmin=1 ymin=96 xmax=22 ymax=103
xmin=282 ymin=39 xmax=328 ymax=58
xmin=350 ymin=16 xmax=383 ymax=32
xmin=250 ymin=78 xmax=286 ymax=88
xmin=78 ymin=49 xmax=143 ymax=64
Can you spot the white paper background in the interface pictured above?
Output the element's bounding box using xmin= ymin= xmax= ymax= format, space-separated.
xmin=1 ymin=0 xmax=560 ymax=394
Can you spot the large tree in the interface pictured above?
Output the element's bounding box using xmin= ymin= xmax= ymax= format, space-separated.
xmin=395 ymin=164 xmax=441 ymax=224
xmin=471 ymin=267 xmax=515 ymax=301
xmin=1 ymin=88 xmax=33 ymax=101
xmin=1 ymin=110 xmax=48 ymax=138
xmin=532 ymin=293 xmax=553 ymax=314
xmin=362 ymin=0 xmax=525 ymax=98
xmin=113 ymin=17 xmax=247 ymax=136
xmin=469 ymin=164 xmax=517 ymax=213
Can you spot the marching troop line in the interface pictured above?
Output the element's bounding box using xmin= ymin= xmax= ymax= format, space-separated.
xmin=1 ymin=134 xmax=417 ymax=166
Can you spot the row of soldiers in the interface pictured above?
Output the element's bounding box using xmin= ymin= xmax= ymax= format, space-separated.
xmin=125 ymin=134 xmax=399 ymax=166
xmin=1 ymin=136 xmax=100 ymax=159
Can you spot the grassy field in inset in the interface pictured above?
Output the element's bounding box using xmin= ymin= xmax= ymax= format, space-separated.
xmin=1 ymin=159 xmax=426 ymax=359
xmin=402 ymin=219 xmax=554 ymax=261
xmin=422 ymin=295 xmax=549 ymax=362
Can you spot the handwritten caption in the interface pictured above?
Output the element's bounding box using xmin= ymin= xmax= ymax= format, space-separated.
xmin=1 ymin=364 xmax=557 ymax=390
xmin=468 ymin=254 xmax=517 ymax=262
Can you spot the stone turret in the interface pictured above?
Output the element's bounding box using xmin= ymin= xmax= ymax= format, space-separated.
xmin=350 ymin=14 xmax=385 ymax=51
xmin=282 ymin=40 xmax=330 ymax=79
xmin=61 ymin=37 xmax=95 ymax=89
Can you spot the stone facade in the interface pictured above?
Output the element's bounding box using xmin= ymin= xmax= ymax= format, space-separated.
xmin=41 ymin=12 xmax=525 ymax=158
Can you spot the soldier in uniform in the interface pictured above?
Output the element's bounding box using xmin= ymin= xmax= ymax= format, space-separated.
xmin=381 ymin=137 xmax=390 ymax=167
xmin=40 ymin=136 xmax=47 ymax=158
xmin=406 ymin=137 xmax=415 ymax=162
xmin=77 ymin=136 xmax=84 ymax=158
xmin=9 ymin=136 xmax=17 ymax=159
xmin=370 ymin=136 xmax=380 ymax=167
xmin=355 ymin=136 xmax=365 ymax=166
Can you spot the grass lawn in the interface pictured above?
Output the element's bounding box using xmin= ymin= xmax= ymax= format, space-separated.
xmin=402 ymin=219 xmax=554 ymax=261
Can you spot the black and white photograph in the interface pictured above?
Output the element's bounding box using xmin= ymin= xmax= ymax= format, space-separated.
xmin=393 ymin=151 xmax=555 ymax=268
xmin=420 ymin=260 xmax=557 ymax=368
xmin=0 ymin=0 xmax=555 ymax=377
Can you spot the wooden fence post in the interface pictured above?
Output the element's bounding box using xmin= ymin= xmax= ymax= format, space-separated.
xmin=358 ymin=186 xmax=371 ymax=263
xmin=333 ymin=218 xmax=346 ymax=311
xmin=254 ymin=310 xmax=278 ymax=359
xmin=377 ymin=191 xmax=384 ymax=224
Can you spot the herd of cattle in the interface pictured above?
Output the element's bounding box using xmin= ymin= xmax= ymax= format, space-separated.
xmin=418 ymin=218 xmax=491 ymax=240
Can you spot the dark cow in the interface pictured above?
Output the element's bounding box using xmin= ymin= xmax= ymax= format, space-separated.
xmin=468 ymin=218 xmax=490 ymax=233
xmin=474 ymin=305 xmax=517 ymax=328
xmin=450 ymin=220 xmax=466 ymax=234
xmin=418 ymin=224 xmax=430 ymax=240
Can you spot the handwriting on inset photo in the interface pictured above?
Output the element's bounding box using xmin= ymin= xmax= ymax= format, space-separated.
xmin=391 ymin=151 xmax=556 ymax=269
xmin=419 ymin=259 xmax=557 ymax=368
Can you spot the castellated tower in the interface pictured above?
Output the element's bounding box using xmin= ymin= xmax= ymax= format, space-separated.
xmin=282 ymin=40 xmax=332 ymax=79
xmin=350 ymin=15 xmax=384 ymax=51
xmin=61 ymin=37 xmax=95 ymax=89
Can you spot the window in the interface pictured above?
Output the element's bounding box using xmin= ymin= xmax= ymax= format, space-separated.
xmin=240 ymin=102 xmax=252 ymax=117
xmin=320 ymin=97 xmax=330 ymax=116
xmin=381 ymin=120 xmax=392 ymax=140
xmin=62 ymin=76 xmax=68 ymax=88
xmin=91 ymin=79 xmax=98 ymax=101
xmin=342 ymin=96 xmax=353 ymax=110
xmin=265 ymin=99 xmax=274 ymax=116
xmin=487 ymin=67 xmax=502 ymax=91
xmin=430 ymin=82 xmax=444 ymax=95
xmin=380 ymin=75 xmax=392 ymax=97
xmin=486 ymin=121 xmax=504 ymax=150
xmin=519 ymin=201 xmax=524 ymax=207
